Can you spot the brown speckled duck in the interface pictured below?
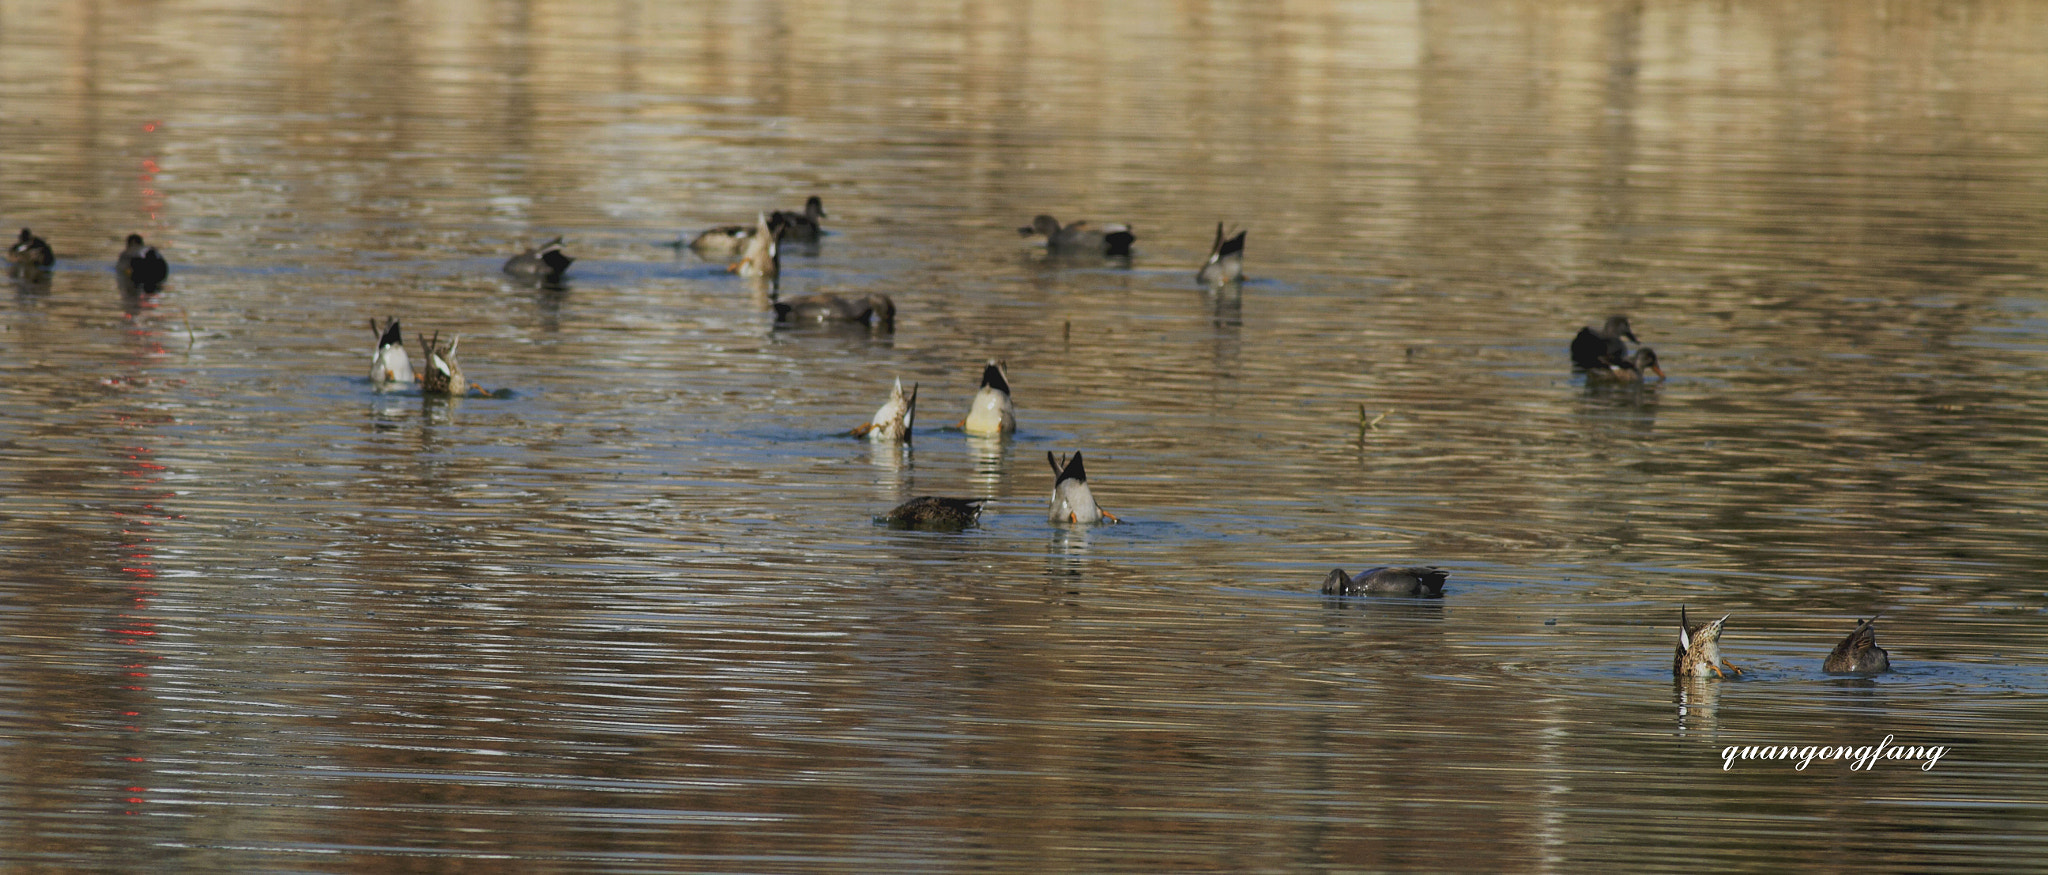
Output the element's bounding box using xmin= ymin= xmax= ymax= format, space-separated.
xmin=1673 ymin=605 xmax=1742 ymax=678
xmin=880 ymin=496 xmax=985 ymax=531
xmin=1822 ymin=615 xmax=1890 ymax=674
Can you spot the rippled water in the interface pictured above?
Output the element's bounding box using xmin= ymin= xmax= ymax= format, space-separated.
xmin=5 ymin=1 xmax=2048 ymax=871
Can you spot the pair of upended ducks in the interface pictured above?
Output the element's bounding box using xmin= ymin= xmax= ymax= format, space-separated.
xmin=849 ymin=360 xmax=1015 ymax=444
xmin=1571 ymin=315 xmax=1664 ymax=382
xmin=368 ymin=318 xmax=482 ymax=396
xmin=1019 ymin=215 xmax=1250 ymax=288
xmin=1673 ymin=607 xmax=1892 ymax=678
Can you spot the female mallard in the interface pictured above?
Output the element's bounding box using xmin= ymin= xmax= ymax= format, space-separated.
xmin=769 ymin=196 xmax=827 ymax=244
xmin=8 ymin=228 xmax=54 ymax=273
xmin=369 ymin=317 xmax=414 ymax=391
xmin=117 ymin=233 xmax=169 ymax=290
xmin=1048 ymin=451 xmax=1117 ymax=524
xmin=1320 ymin=566 xmax=1448 ymax=597
xmin=731 ymin=213 xmax=779 ymax=279
xmin=1019 ymin=214 xmax=1135 ymax=258
xmin=881 ymin=496 xmax=985 ymax=531
xmin=1822 ymin=615 xmax=1891 ymax=674
xmin=504 ymin=236 xmax=574 ymax=283
xmin=1673 ymin=605 xmax=1743 ymax=678
xmin=1197 ymin=223 xmax=1246 ymax=287
xmin=961 ymin=360 xmax=1015 ymax=437
xmin=772 ymin=292 xmax=895 ymax=330
xmin=1571 ymin=315 xmax=1638 ymax=371
xmin=850 ymin=378 xmax=916 ymax=442
xmin=418 ymin=330 xmax=471 ymax=397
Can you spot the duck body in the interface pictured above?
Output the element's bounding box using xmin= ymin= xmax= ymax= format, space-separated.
xmin=1019 ymin=214 xmax=1135 ymax=258
xmin=1197 ymin=223 xmax=1246 ymax=287
xmin=688 ymin=225 xmax=754 ymax=258
xmin=418 ymin=331 xmax=470 ymax=397
xmin=852 ymin=378 xmax=917 ymax=442
xmin=1587 ymin=347 xmax=1665 ymax=382
xmin=369 ymin=317 xmax=415 ymax=391
xmin=1571 ymin=315 xmax=1638 ymax=370
xmin=1320 ymin=566 xmax=1448 ymax=597
xmin=732 ymin=213 xmax=780 ymax=279
xmin=1822 ymin=615 xmax=1891 ymax=674
xmin=117 ymin=233 xmax=169 ymax=290
xmin=503 ymin=236 xmax=574 ymax=283
xmin=9 ymin=228 xmax=54 ymax=272
xmin=1048 ymin=451 xmax=1116 ymax=524
xmin=1673 ymin=605 xmax=1742 ymax=678
xmin=881 ymin=496 xmax=985 ymax=531
xmin=772 ymin=292 xmax=895 ymax=330
xmin=961 ymin=360 xmax=1015 ymax=437
xmin=769 ymin=196 xmax=827 ymax=244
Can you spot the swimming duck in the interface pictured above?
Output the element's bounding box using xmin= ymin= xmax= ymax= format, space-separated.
xmin=769 ymin=196 xmax=827 ymax=244
xmin=8 ymin=228 xmax=54 ymax=273
xmin=687 ymin=223 xmax=754 ymax=258
xmin=369 ymin=317 xmax=414 ymax=391
xmin=418 ymin=331 xmax=471 ymax=397
xmin=1588 ymin=347 xmax=1665 ymax=382
xmin=881 ymin=496 xmax=986 ymax=531
xmin=1048 ymin=451 xmax=1117 ymax=524
xmin=1673 ymin=605 xmax=1743 ymax=678
xmin=1197 ymin=223 xmax=1246 ymax=287
xmin=1019 ymin=214 xmax=1135 ymax=258
xmin=850 ymin=377 xmax=916 ymax=442
xmin=503 ymin=236 xmax=574 ymax=283
xmin=960 ymin=360 xmax=1015 ymax=437
xmin=1320 ymin=566 xmax=1448 ymax=597
xmin=1571 ymin=315 xmax=1638 ymax=371
xmin=1822 ymin=615 xmax=1891 ymax=674
xmin=771 ymin=292 xmax=895 ymax=330
xmin=116 ymin=233 xmax=169 ymax=290
xmin=731 ymin=213 xmax=779 ymax=279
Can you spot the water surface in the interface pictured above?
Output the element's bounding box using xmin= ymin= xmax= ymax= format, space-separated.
xmin=4 ymin=1 xmax=2048 ymax=871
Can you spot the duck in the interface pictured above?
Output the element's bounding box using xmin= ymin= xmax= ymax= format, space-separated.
xmin=1048 ymin=451 xmax=1117 ymax=524
xmin=1320 ymin=566 xmax=1448 ymax=597
xmin=8 ymin=227 xmax=54 ymax=273
xmin=1673 ymin=605 xmax=1743 ymax=678
xmin=1587 ymin=347 xmax=1665 ymax=382
xmin=880 ymin=496 xmax=986 ymax=531
xmin=1018 ymin=214 xmax=1135 ymax=258
xmin=960 ymin=360 xmax=1015 ymax=437
xmin=503 ymin=236 xmax=574 ymax=283
xmin=1822 ymin=615 xmax=1891 ymax=674
xmin=1571 ymin=315 xmax=1638 ymax=371
xmin=686 ymin=223 xmax=755 ymax=258
xmin=369 ymin=317 xmax=414 ymax=391
xmin=731 ymin=213 xmax=779 ymax=279
xmin=1197 ymin=223 xmax=1246 ymax=287
xmin=850 ymin=377 xmax=916 ymax=442
xmin=418 ymin=330 xmax=471 ymax=397
xmin=771 ymin=292 xmax=895 ymax=330
xmin=116 ymin=233 xmax=169 ymax=290
xmin=769 ymin=195 xmax=827 ymax=244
